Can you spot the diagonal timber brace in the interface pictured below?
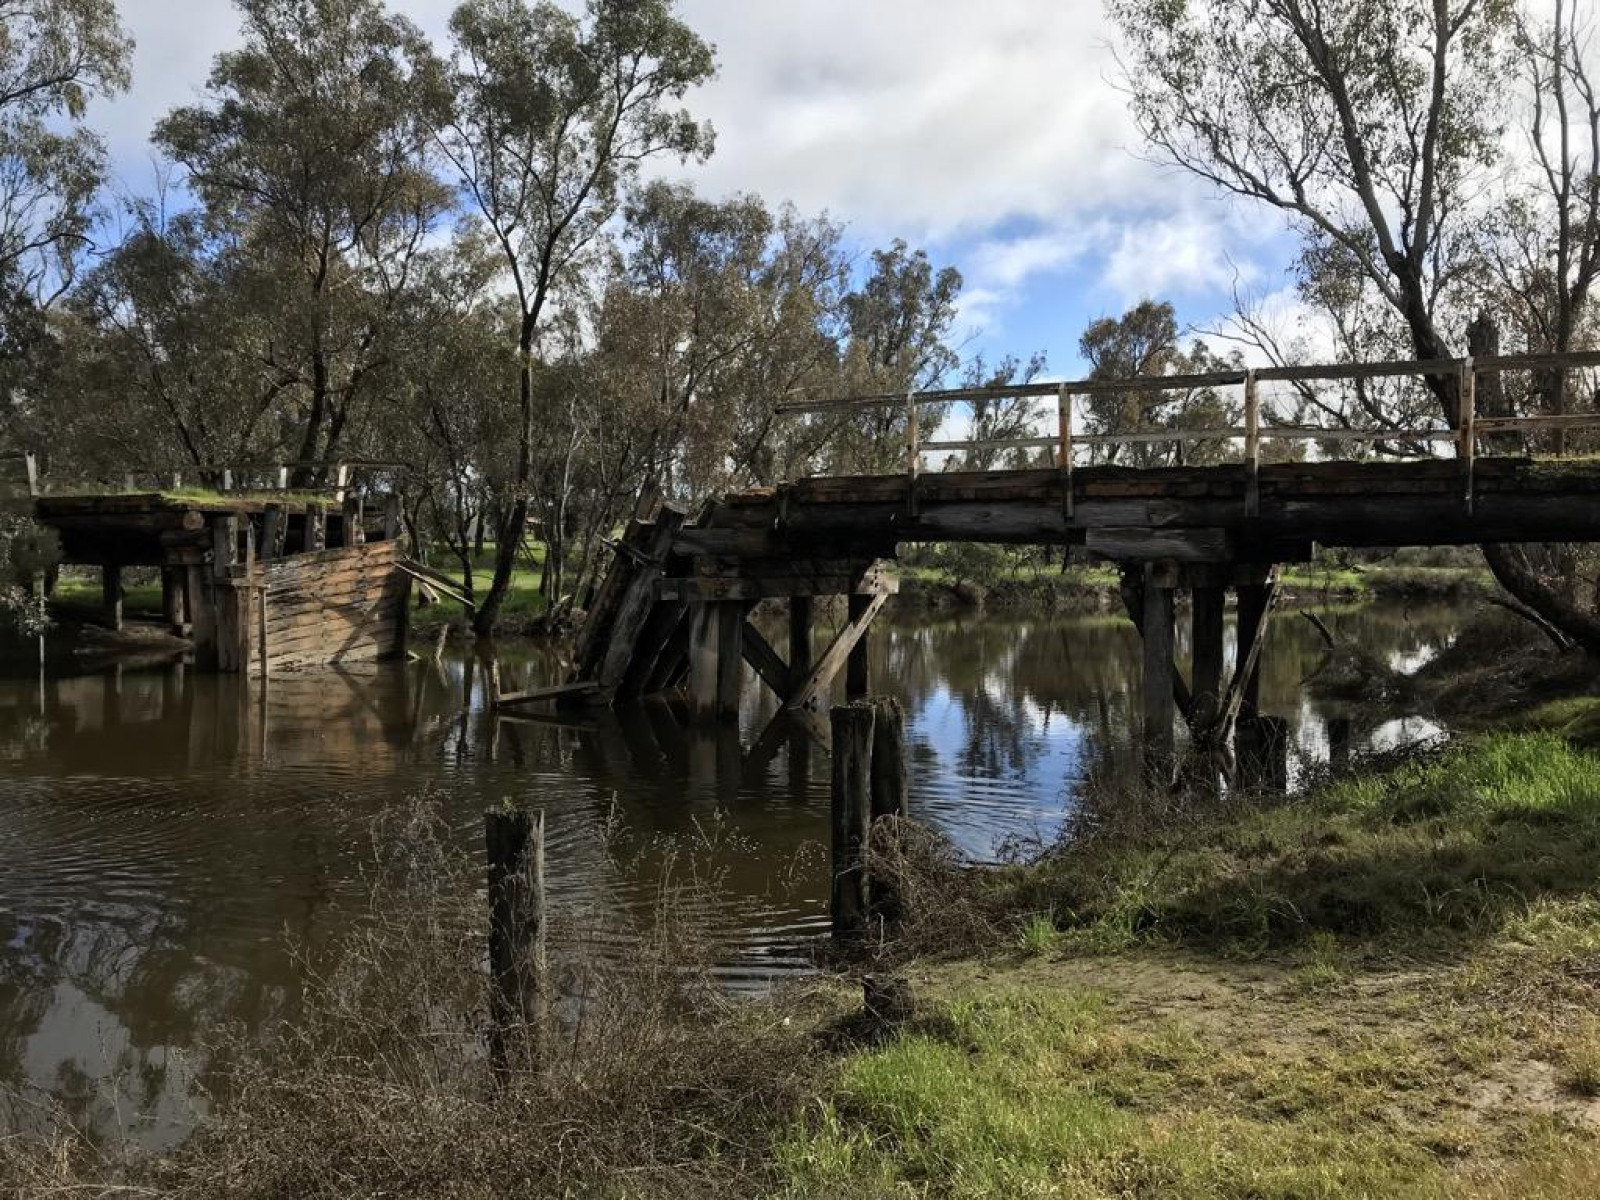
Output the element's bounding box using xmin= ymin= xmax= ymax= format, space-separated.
xmin=786 ymin=592 xmax=888 ymax=710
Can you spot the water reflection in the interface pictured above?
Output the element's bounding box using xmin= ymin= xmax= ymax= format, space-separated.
xmin=0 ymin=601 xmax=1463 ymax=1145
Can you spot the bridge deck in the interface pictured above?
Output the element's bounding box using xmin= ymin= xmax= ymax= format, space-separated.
xmin=685 ymin=457 xmax=1600 ymax=562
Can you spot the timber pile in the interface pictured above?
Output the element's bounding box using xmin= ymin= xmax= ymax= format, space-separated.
xmin=557 ymin=494 xmax=898 ymax=715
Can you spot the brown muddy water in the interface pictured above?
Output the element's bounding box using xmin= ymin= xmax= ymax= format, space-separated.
xmin=0 ymin=603 xmax=1462 ymax=1147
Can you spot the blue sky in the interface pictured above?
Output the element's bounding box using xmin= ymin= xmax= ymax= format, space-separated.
xmin=89 ymin=0 xmax=1308 ymax=381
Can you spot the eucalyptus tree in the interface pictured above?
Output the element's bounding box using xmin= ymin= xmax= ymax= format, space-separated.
xmin=825 ymin=240 xmax=963 ymax=474
xmin=0 ymin=0 xmax=130 ymax=308
xmin=0 ymin=0 xmax=128 ymax=629
xmin=598 ymin=181 xmax=848 ymax=501
xmin=381 ymin=233 xmax=516 ymax=600
xmin=1111 ymin=0 xmax=1600 ymax=653
xmin=1079 ymin=300 xmax=1238 ymax=468
xmin=153 ymin=0 xmax=452 ymax=484
xmin=438 ymin=0 xmax=715 ymax=635
xmin=51 ymin=207 xmax=294 ymax=478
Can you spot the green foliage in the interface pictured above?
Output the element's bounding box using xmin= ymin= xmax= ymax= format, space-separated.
xmin=0 ymin=482 xmax=55 ymax=635
xmin=1079 ymin=299 xmax=1243 ymax=468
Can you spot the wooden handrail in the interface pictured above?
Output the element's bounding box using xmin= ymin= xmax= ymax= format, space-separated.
xmin=775 ymin=348 xmax=1600 ymax=414
xmin=778 ymin=349 xmax=1600 ymax=511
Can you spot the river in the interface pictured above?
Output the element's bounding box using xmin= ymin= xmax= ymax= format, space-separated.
xmin=0 ymin=600 xmax=1460 ymax=1146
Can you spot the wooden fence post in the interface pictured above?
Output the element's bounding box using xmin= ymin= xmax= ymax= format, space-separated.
xmin=869 ymin=696 xmax=909 ymax=925
xmin=485 ymin=806 xmax=547 ymax=1073
xmin=830 ymin=701 xmax=876 ymax=940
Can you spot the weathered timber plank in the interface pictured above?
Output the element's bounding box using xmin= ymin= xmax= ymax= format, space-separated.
xmin=1086 ymin=527 xmax=1233 ymax=563
xmin=592 ymin=507 xmax=689 ymax=696
xmin=741 ymin=621 xmax=791 ymax=698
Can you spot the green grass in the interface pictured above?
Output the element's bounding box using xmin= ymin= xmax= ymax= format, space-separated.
xmin=776 ymin=973 xmax=1598 ymax=1199
xmin=776 ymin=727 xmax=1600 ymax=1198
xmin=409 ymin=543 xmax=552 ymax=627
xmin=1016 ymin=911 xmax=1062 ymax=957
xmin=50 ymin=571 xmax=164 ymax=615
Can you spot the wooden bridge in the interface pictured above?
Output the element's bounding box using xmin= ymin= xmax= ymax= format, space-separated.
xmin=545 ymin=349 xmax=1600 ymax=783
xmin=28 ymin=475 xmax=413 ymax=674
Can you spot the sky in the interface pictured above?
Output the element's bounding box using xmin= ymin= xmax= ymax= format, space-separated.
xmin=88 ymin=0 xmax=1306 ymax=380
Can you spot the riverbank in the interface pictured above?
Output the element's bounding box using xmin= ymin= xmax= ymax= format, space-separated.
xmin=9 ymin=615 xmax=1600 ymax=1197
xmin=896 ymin=559 xmax=1491 ymax=614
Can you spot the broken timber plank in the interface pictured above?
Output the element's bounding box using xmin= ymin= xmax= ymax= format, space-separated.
xmin=494 ymin=680 xmax=602 ymax=710
xmin=590 ymin=506 xmax=689 ymax=699
xmin=397 ymin=560 xmax=474 ymax=610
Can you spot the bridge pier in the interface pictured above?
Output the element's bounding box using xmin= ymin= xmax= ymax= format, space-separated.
xmin=1123 ymin=559 xmax=1282 ymax=790
xmin=1141 ymin=565 xmax=1177 ymax=784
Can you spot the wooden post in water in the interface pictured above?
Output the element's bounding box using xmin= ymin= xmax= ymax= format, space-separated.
xmin=102 ymin=565 xmax=123 ymax=632
xmin=485 ymin=806 xmax=546 ymax=1073
xmin=788 ymin=595 xmax=813 ymax=701
xmin=830 ymin=701 xmax=876 ymax=940
xmin=161 ymin=566 xmax=186 ymax=632
xmin=1142 ymin=564 xmax=1176 ymax=785
xmin=846 ymin=593 xmax=872 ymax=701
xmin=870 ymin=696 xmax=909 ymax=925
xmin=715 ymin=602 xmax=742 ymax=720
xmin=210 ymin=516 xmax=241 ymax=672
xmin=187 ymin=563 xmax=213 ymax=667
xmin=1190 ymin=586 xmax=1226 ymax=737
xmin=688 ymin=603 xmax=719 ymax=723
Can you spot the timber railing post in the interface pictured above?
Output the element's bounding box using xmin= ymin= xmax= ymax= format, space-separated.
xmin=1458 ymin=356 xmax=1476 ymax=513
xmin=905 ymin=389 xmax=920 ymax=518
xmin=306 ymin=503 xmax=326 ymax=552
xmin=830 ymin=701 xmax=875 ymax=941
xmin=485 ymin=805 xmax=547 ymax=1074
xmin=1244 ymin=370 xmax=1260 ymax=517
xmin=23 ymin=451 xmax=38 ymax=497
xmin=1057 ymin=384 xmax=1074 ymax=518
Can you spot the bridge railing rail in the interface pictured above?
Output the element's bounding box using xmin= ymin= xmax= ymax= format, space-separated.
xmin=774 ymin=349 xmax=1600 ymax=514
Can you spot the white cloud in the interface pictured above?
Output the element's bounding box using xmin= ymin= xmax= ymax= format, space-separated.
xmin=1099 ymin=206 xmax=1265 ymax=305
xmin=89 ymin=0 xmax=1300 ymax=359
xmin=674 ymin=0 xmax=1150 ymax=240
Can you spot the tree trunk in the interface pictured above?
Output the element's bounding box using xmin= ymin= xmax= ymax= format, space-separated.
xmin=1481 ymin=544 xmax=1600 ymax=655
